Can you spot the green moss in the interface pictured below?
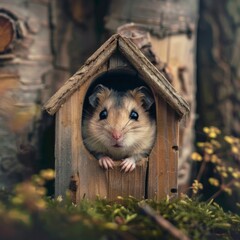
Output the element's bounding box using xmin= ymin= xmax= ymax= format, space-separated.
xmin=0 ymin=192 xmax=239 ymax=240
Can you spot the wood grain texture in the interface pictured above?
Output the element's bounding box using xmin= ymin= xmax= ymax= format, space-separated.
xmin=55 ymin=102 xmax=72 ymax=197
xmin=148 ymin=94 xmax=179 ymax=200
xmin=44 ymin=34 xmax=189 ymax=118
xmin=52 ymin=34 xmax=185 ymax=201
xmin=107 ymin=159 xmax=147 ymax=200
xmin=55 ymin=64 xmax=109 ymax=199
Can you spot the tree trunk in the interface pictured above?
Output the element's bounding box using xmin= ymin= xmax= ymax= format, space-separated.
xmin=197 ymin=0 xmax=240 ymax=136
xmin=197 ymin=0 xmax=240 ymax=212
xmin=0 ymin=0 xmax=53 ymax=187
xmin=0 ymin=0 xmax=107 ymax=188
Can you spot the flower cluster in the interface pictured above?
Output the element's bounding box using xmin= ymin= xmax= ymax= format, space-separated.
xmin=0 ymin=169 xmax=55 ymax=226
xmin=190 ymin=127 xmax=240 ymax=201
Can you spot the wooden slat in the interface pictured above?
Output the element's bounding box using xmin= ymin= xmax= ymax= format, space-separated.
xmin=55 ymin=64 xmax=109 ymax=200
xmin=108 ymin=51 xmax=131 ymax=70
xmin=55 ymin=101 xmax=72 ymax=197
xmin=107 ymin=159 xmax=147 ymax=200
xmin=167 ymin=106 xmax=179 ymax=198
xmin=148 ymin=95 xmax=169 ymax=200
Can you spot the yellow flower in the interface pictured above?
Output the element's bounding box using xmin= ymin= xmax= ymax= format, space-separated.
xmin=11 ymin=196 xmax=24 ymax=205
xmin=35 ymin=187 xmax=46 ymax=196
xmin=35 ymin=199 xmax=46 ymax=210
xmin=234 ymin=182 xmax=240 ymax=188
xmin=209 ymin=132 xmax=217 ymax=138
xmin=208 ymin=178 xmax=220 ymax=187
xmin=40 ymin=169 xmax=55 ymax=180
xmin=221 ymin=172 xmax=228 ymax=178
xmin=210 ymin=140 xmax=221 ymax=148
xmin=231 ymin=146 xmax=239 ymax=154
xmin=211 ymin=155 xmax=221 ymax=164
xmin=192 ymin=180 xmax=203 ymax=194
xmin=191 ymin=152 xmax=202 ymax=161
xmin=223 ymin=187 xmax=232 ymax=195
xmin=203 ymin=127 xmax=210 ymax=134
xmin=56 ymin=195 xmax=63 ymax=202
xmin=8 ymin=209 xmax=30 ymax=225
xmin=205 ymin=148 xmax=214 ymax=155
xmin=197 ymin=142 xmax=205 ymax=147
xmin=232 ymin=171 xmax=240 ymax=179
xmin=224 ymin=136 xmax=235 ymax=144
xmin=204 ymin=126 xmax=221 ymax=138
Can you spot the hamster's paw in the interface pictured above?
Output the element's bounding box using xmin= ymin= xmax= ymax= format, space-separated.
xmin=99 ymin=156 xmax=114 ymax=170
xmin=120 ymin=157 xmax=136 ymax=173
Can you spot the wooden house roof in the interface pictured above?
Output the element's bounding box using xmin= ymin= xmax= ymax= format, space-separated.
xmin=43 ymin=34 xmax=190 ymax=118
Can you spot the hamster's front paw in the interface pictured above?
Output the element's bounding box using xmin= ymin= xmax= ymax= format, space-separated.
xmin=120 ymin=157 xmax=136 ymax=173
xmin=99 ymin=156 xmax=114 ymax=170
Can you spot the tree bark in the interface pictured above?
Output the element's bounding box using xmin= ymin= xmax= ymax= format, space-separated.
xmin=197 ymin=0 xmax=240 ymax=213
xmin=197 ymin=0 xmax=240 ymax=136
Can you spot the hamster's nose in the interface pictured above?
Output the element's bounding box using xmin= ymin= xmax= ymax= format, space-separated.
xmin=112 ymin=130 xmax=122 ymax=140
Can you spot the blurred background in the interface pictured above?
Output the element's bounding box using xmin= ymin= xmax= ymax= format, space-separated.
xmin=0 ymin=0 xmax=239 ymax=212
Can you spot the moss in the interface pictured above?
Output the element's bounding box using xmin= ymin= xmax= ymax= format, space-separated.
xmin=0 ymin=191 xmax=239 ymax=240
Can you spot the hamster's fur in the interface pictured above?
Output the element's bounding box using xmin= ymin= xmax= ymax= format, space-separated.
xmin=82 ymin=84 xmax=156 ymax=172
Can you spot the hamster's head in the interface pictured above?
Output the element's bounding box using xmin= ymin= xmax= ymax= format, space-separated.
xmin=83 ymin=85 xmax=156 ymax=159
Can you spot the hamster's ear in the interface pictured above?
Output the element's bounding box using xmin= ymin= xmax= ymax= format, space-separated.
xmin=89 ymin=84 xmax=110 ymax=108
xmin=132 ymin=86 xmax=154 ymax=110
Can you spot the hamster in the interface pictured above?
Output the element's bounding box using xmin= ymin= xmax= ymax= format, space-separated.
xmin=82 ymin=84 xmax=156 ymax=173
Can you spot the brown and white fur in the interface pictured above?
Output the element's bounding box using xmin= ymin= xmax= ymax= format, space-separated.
xmin=82 ymin=84 xmax=156 ymax=172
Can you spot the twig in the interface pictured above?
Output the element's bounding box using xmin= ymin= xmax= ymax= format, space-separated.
xmin=207 ymin=179 xmax=235 ymax=202
xmin=139 ymin=203 xmax=190 ymax=240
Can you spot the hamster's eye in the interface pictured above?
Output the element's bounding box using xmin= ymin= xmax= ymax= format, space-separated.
xmin=130 ymin=110 xmax=139 ymax=120
xmin=99 ymin=109 xmax=108 ymax=120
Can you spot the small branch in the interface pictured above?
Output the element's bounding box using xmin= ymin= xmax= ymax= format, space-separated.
xmin=139 ymin=203 xmax=190 ymax=240
xmin=196 ymin=159 xmax=207 ymax=182
xmin=207 ymin=179 xmax=235 ymax=202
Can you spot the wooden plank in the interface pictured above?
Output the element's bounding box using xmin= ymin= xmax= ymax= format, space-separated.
xmin=148 ymin=95 xmax=169 ymax=200
xmin=55 ymin=64 xmax=109 ymax=200
xmin=44 ymin=34 xmax=118 ymax=115
xmin=55 ymin=102 xmax=72 ymax=197
xmin=108 ymin=52 xmax=131 ymax=70
xmin=75 ymin=65 xmax=109 ymax=201
xmin=167 ymin=106 xmax=179 ymax=198
xmin=118 ymin=36 xmax=189 ymax=118
xmin=107 ymin=159 xmax=147 ymax=200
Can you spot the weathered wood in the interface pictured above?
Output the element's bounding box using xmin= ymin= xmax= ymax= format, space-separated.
xmin=55 ymin=64 xmax=109 ymax=199
xmin=44 ymin=34 xmax=190 ymax=118
xmin=148 ymin=95 xmax=169 ymax=199
xmin=107 ymin=159 xmax=147 ymax=200
xmin=147 ymin=94 xmax=179 ymax=200
xmin=55 ymin=101 xmax=72 ymax=197
xmin=167 ymin=107 xmax=179 ymax=197
xmin=108 ymin=51 xmax=134 ymax=70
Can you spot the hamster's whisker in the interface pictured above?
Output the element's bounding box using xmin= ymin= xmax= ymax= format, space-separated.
xmin=122 ymin=119 xmax=131 ymax=130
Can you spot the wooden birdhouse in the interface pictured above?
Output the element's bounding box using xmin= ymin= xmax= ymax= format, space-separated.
xmin=43 ymin=34 xmax=189 ymax=202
